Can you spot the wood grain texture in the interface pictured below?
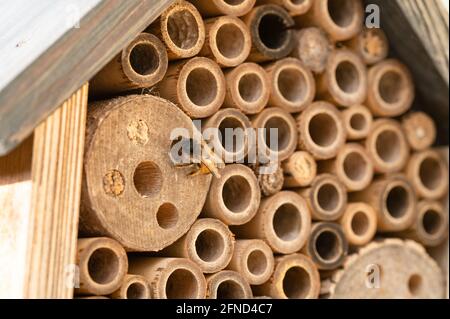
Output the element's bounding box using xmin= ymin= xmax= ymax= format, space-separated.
xmin=365 ymin=0 xmax=449 ymax=144
xmin=0 ymin=84 xmax=88 ymax=298
xmin=25 ymin=83 xmax=89 ymax=299
xmin=0 ymin=138 xmax=33 ymax=298
xmin=0 ymin=0 xmax=173 ymax=156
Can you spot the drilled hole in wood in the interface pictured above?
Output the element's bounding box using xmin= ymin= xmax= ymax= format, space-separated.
xmin=247 ymin=250 xmax=267 ymax=276
xmin=351 ymin=211 xmax=369 ymax=236
xmin=278 ymin=68 xmax=307 ymax=103
xmin=375 ymin=130 xmax=400 ymax=163
xmin=336 ymin=61 xmax=360 ymax=94
xmin=222 ymin=175 xmax=252 ymax=213
xmin=282 ymin=266 xmax=311 ymax=299
xmin=327 ymin=0 xmax=355 ymax=27
xmin=258 ymin=13 xmax=289 ymax=50
xmin=315 ymin=230 xmax=341 ymax=262
xmin=216 ymin=23 xmax=245 ymax=59
xmin=238 ymin=73 xmax=263 ymax=103
xmin=408 ymin=274 xmax=423 ymax=296
xmin=273 ymin=203 xmax=302 ymax=242
xmin=309 ymin=113 xmax=338 ymax=147
xmin=126 ymin=282 xmax=147 ymax=299
xmin=165 ymin=269 xmax=199 ymax=299
xmin=167 ymin=10 xmax=199 ymax=50
xmin=422 ymin=209 xmax=442 ymax=236
xmin=343 ymin=152 xmax=368 ymax=181
xmin=386 ymin=186 xmax=409 ymax=219
xmin=156 ymin=203 xmax=178 ymax=229
xmin=133 ymin=161 xmax=163 ymax=198
xmin=317 ymin=183 xmax=339 ymax=212
xmin=216 ymin=280 xmax=246 ymax=299
xmin=186 ymin=68 xmax=218 ymax=106
xmin=129 ymin=43 xmax=159 ymax=76
xmin=88 ymin=248 xmax=120 ymax=285
xmin=419 ymin=157 xmax=443 ymax=191
xmin=379 ymin=71 xmax=403 ymax=104
xmin=264 ymin=116 xmax=291 ymax=151
xmin=195 ymin=229 xmax=225 ymax=262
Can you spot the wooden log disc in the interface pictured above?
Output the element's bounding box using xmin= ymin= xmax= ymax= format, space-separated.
xmin=80 ymin=95 xmax=212 ymax=251
xmin=325 ymin=239 xmax=445 ymax=299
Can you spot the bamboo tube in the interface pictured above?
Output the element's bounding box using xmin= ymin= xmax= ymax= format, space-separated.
xmin=365 ymin=119 xmax=410 ymax=174
xmin=351 ymin=175 xmax=417 ymax=232
xmin=252 ymin=107 xmax=298 ymax=162
xmin=199 ymin=16 xmax=251 ymax=67
xmin=80 ymin=95 xmax=212 ymax=252
xmin=258 ymin=0 xmax=313 ymax=16
xmin=296 ymin=101 xmax=346 ymax=160
xmin=316 ymin=49 xmax=368 ymax=107
xmin=227 ymin=239 xmax=274 ymax=285
xmin=294 ymin=0 xmax=364 ymax=42
xmin=110 ymin=275 xmax=151 ymax=299
xmin=128 ymin=257 xmax=206 ymax=299
xmin=282 ymin=151 xmax=317 ymax=188
xmin=157 ymin=57 xmax=226 ymax=118
xmin=318 ymin=143 xmax=374 ymax=192
xmin=399 ymin=201 xmax=448 ymax=247
xmin=303 ymin=222 xmax=348 ymax=270
xmin=206 ymin=271 xmax=253 ymax=299
xmin=291 ymin=27 xmax=333 ymax=74
xmin=159 ymin=219 xmax=235 ymax=273
xmin=339 ymin=202 xmax=377 ymax=246
xmin=264 ymin=58 xmax=316 ymax=113
xmin=190 ymin=0 xmax=256 ymax=17
xmin=202 ymin=164 xmax=261 ymax=225
xmin=76 ymin=238 xmax=128 ymax=296
xmin=253 ymin=254 xmax=320 ymax=299
xmin=402 ymin=112 xmax=437 ymax=151
xmin=242 ymin=5 xmax=295 ymax=62
xmin=341 ymin=105 xmax=373 ymax=140
xmin=365 ymin=59 xmax=415 ymax=117
xmin=232 ymin=191 xmax=311 ymax=254
xmin=90 ymin=33 xmax=168 ymax=97
xmin=203 ymin=108 xmax=252 ymax=163
xmin=223 ymin=63 xmax=270 ymax=114
xmin=346 ymin=28 xmax=389 ymax=65
xmin=406 ymin=150 xmax=449 ymax=200
xmin=298 ymin=174 xmax=347 ymax=221
xmin=254 ymin=163 xmax=284 ymax=197
xmin=147 ymin=0 xmax=205 ymax=60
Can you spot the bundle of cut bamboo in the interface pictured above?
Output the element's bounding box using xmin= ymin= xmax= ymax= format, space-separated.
xmin=76 ymin=0 xmax=448 ymax=299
